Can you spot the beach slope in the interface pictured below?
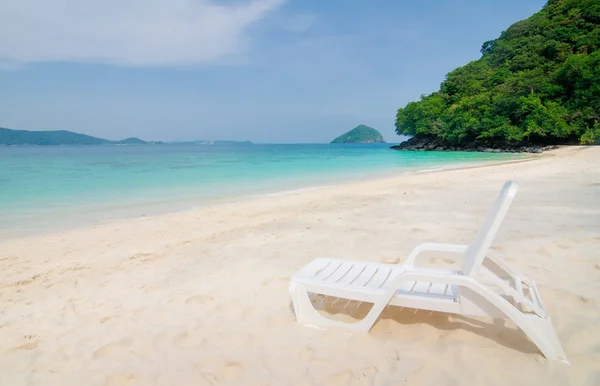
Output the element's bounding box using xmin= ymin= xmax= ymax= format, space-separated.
xmin=1 ymin=147 xmax=598 ymax=385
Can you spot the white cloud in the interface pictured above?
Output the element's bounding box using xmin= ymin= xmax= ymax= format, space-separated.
xmin=281 ymin=13 xmax=318 ymax=32
xmin=0 ymin=0 xmax=284 ymax=67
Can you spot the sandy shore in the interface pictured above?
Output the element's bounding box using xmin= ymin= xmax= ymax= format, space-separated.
xmin=1 ymin=146 xmax=599 ymax=385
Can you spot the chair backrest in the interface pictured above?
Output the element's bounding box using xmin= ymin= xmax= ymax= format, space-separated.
xmin=462 ymin=181 xmax=519 ymax=277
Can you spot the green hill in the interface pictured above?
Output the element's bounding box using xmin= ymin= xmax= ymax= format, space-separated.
xmin=0 ymin=127 xmax=152 ymax=145
xmin=331 ymin=125 xmax=386 ymax=143
xmin=118 ymin=137 xmax=147 ymax=145
xmin=395 ymin=0 xmax=600 ymax=147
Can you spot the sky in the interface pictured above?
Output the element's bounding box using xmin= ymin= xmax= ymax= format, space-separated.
xmin=0 ymin=0 xmax=547 ymax=143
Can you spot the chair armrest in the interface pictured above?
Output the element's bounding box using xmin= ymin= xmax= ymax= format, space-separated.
xmin=403 ymin=243 xmax=469 ymax=267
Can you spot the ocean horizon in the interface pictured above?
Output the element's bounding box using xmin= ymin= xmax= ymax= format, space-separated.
xmin=0 ymin=143 xmax=523 ymax=240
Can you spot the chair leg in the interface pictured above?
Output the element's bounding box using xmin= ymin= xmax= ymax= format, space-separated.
xmin=461 ymin=284 xmax=569 ymax=364
xmin=289 ymin=283 xmax=385 ymax=333
xmin=518 ymin=315 xmax=569 ymax=365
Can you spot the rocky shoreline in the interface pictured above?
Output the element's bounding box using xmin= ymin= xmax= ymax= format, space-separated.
xmin=390 ymin=135 xmax=560 ymax=153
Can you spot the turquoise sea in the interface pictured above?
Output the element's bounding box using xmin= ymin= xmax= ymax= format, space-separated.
xmin=0 ymin=143 xmax=522 ymax=240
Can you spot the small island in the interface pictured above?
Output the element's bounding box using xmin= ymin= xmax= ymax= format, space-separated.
xmin=171 ymin=140 xmax=253 ymax=146
xmin=0 ymin=127 xmax=160 ymax=146
xmin=331 ymin=125 xmax=386 ymax=144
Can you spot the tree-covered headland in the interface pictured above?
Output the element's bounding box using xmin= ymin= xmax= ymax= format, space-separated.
xmin=394 ymin=0 xmax=600 ymax=151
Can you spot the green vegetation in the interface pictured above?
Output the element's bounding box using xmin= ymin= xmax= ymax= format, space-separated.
xmin=331 ymin=125 xmax=386 ymax=143
xmin=395 ymin=0 xmax=600 ymax=146
xmin=0 ymin=127 xmax=151 ymax=145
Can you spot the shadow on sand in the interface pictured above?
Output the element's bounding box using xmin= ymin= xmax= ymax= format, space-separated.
xmin=289 ymin=294 xmax=540 ymax=356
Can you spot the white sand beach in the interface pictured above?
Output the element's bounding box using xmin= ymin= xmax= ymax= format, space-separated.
xmin=1 ymin=146 xmax=599 ymax=385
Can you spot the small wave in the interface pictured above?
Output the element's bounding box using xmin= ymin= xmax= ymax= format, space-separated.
xmin=416 ymin=167 xmax=444 ymax=173
xmin=265 ymin=185 xmax=335 ymax=197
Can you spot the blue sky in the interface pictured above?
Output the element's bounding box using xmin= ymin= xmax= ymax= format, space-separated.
xmin=0 ymin=0 xmax=547 ymax=143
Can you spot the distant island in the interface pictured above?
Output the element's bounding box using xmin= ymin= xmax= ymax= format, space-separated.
xmin=331 ymin=125 xmax=386 ymax=144
xmin=171 ymin=140 xmax=253 ymax=146
xmin=0 ymin=127 xmax=254 ymax=146
xmin=393 ymin=0 xmax=600 ymax=152
xmin=0 ymin=127 xmax=160 ymax=146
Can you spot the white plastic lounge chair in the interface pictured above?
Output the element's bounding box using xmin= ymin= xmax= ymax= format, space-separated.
xmin=289 ymin=181 xmax=568 ymax=363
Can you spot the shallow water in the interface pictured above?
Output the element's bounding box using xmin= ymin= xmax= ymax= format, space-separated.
xmin=0 ymin=143 xmax=522 ymax=239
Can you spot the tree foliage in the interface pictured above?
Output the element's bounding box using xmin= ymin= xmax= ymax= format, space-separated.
xmin=395 ymin=0 xmax=600 ymax=145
